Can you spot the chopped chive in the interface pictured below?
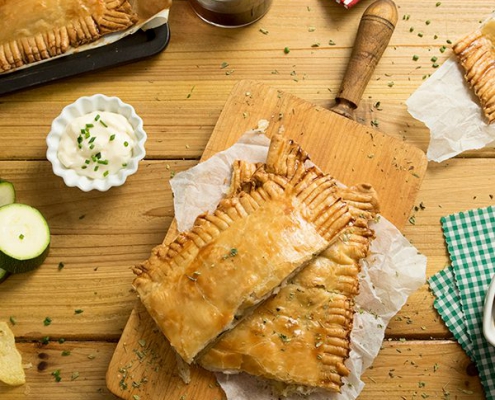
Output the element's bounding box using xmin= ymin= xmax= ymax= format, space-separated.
xmin=94 ymin=114 xmax=100 ymax=121
xmin=85 ymin=159 xmax=90 ymax=164
xmin=425 ymin=20 xmax=431 ymax=25
xmin=88 ymin=137 xmax=96 ymax=144
xmin=109 ymin=134 xmax=116 ymax=141
xmin=283 ymin=47 xmax=290 ymax=54
xmin=99 ymin=120 xmax=108 ymax=128
xmin=9 ymin=316 xmax=16 ymax=325
xmin=412 ymin=55 xmax=419 ymax=61
xmin=74 ymin=309 xmax=83 ymax=314
xmin=431 ymin=56 xmax=438 ymax=62
xmin=61 ymin=350 xmax=71 ymax=356
xmin=58 ymin=262 xmax=65 ymax=270
xmin=122 ymin=163 xmax=128 ymax=167
xmin=124 ymin=141 xmax=129 ymax=147
xmin=43 ymin=317 xmax=52 ymax=326
xmin=409 ymin=27 xmax=414 ymax=33
xmin=440 ymin=45 xmax=447 ymax=53
xmin=95 ymin=152 xmax=101 ymax=159
xmin=436 ymin=1 xmax=441 ymax=6
xmin=418 ymin=32 xmax=424 ymax=37
xmin=103 ymin=171 xmax=109 ymax=177
xmin=97 ymin=160 xmax=109 ymax=165
xmin=19 ymin=234 xmax=24 ymax=240
xmin=81 ymin=165 xmax=87 ymax=169
xmin=85 ymin=123 xmax=94 ymax=128
xmin=77 ymin=136 xmax=83 ymax=144
xmin=94 ymin=166 xmax=99 ymax=172
xmin=89 ymin=144 xmax=95 ymax=150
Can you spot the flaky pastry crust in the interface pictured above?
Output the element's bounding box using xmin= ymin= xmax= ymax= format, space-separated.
xmin=453 ymin=25 xmax=495 ymax=124
xmin=133 ymin=134 xmax=357 ymax=364
xmin=199 ymin=152 xmax=379 ymax=393
xmin=0 ymin=0 xmax=138 ymax=73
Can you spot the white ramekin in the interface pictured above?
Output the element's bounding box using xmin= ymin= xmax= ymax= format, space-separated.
xmin=46 ymin=94 xmax=146 ymax=192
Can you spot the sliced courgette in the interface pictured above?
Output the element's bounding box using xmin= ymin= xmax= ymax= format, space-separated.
xmin=0 ymin=268 xmax=10 ymax=283
xmin=0 ymin=203 xmax=50 ymax=274
xmin=0 ymin=179 xmax=15 ymax=208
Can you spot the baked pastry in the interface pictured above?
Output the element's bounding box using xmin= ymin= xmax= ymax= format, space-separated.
xmin=453 ymin=20 xmax=495 ymax=124
xmin=0 ymin=0 xmax=138 ymax=73
xmin=133 ymin=134 xmax=355 ymax=363
xmin=199 ymin=160 xmax=379 ymax=393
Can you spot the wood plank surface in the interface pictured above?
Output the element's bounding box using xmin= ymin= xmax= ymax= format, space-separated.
xmin=1 ymin=0 xmax=494 ymax=398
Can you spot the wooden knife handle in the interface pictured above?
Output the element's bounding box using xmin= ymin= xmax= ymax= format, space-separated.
xmin=331 ymin=0 xmax=398 ymax=119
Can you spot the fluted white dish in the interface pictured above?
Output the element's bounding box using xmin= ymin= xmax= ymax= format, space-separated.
xmin=46 ymin=94 xmax=146 ymax=192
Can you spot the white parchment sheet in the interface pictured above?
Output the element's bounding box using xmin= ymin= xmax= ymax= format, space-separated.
xmin=170 ymin=126 xmax=427 ymax=399
xmin=406 ymin=16 xmax=495 ymax=162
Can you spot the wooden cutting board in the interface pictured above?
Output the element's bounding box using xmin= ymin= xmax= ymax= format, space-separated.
xmin=107 ymin=2 xmax=427 ymax=398
xmin=106 ymin=79 xmax=428 ymax=400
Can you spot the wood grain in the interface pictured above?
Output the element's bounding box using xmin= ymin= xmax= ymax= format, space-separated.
xmin=1 ymin=0 xmax=494 ymax=398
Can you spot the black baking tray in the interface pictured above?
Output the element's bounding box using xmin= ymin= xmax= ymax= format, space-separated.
xmin=0 ymin=24 xmax=170 ymax=96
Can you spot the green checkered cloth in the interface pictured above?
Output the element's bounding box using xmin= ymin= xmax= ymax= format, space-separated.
xmin=429 ymin=266 xmax=474 ymax=358
xmin=429 ymin=206 xmax=495 ymax=398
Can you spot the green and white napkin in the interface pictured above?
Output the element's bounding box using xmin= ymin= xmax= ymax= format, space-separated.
xmin=429 ymin=206 xmax=495 ymax=398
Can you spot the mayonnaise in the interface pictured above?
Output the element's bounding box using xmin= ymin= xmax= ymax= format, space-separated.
xmin=57 ymin=111 xmax=136 ymax=179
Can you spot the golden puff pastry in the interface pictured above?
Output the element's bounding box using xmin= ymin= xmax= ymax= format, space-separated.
xmin=0 ymin=0 xmax=138 ymax=73
xmin=199 ymin=160 xmax=379 ymax=393
xmin=133 ymin=134 xmax=356 ymax=364
xmin=453 ymin=20 xmax=495 ymax=124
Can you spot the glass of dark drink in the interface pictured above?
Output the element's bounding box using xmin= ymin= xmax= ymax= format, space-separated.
xmin=188 ymin=0 xmax=272 ymax=28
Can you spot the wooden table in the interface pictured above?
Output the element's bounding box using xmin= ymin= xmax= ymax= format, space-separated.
xmin=1 ymin=0 xmax=493 ymax=398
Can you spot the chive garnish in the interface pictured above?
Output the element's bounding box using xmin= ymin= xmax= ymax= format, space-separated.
xmin=103 ymin=171 xmax=109 ymax=177
xmin=109 ymin=134 xmax=116 ymax=141
xmin=122 ymin=163 xmax=128 ymax=167
xmin=94 ymin=114 xmax=101 ymax=121
xmin=99 ymin=120 xmax=108 ymax=128
xmin=81 ymin=165 xmax=87 ymax=169
xmin=97 ymin=160 xmax=109 ymax=165
xmin=85 ymin=159 xmax=90 ymax=164
xmin=77 ymin=136 xmax=83 ymax=144
xmin=89 ymin=144 xmax=95 ymax=150
xmin=95 ymin=152 xmax=101 ymax=159
xmin=124 ymin=141 xmax=129 ymax=147
xmin=19 ymin=234 xmax=24 ymax=240
xmin=89 ymin=137 xmax=96 ymax=144
xmin=85 ymin=123 xmax=94 ymax=128
xmin=94 ymin=166 xmax=99 ymax=172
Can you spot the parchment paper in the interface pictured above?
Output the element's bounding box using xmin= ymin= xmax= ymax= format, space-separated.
xmin=406 ymin=19 xmax=495 ymax=163
xmin=170 ymin=123 xmax=427 ymax=399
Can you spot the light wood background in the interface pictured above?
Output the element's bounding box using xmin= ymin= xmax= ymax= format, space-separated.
xmin=1 ymin=0 xmax=494 ymax=399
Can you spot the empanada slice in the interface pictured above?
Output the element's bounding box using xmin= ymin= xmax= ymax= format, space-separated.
xmin=133 ymin=134 xmax=355 ymax=363
xmin=0 ymin=0 xmax=138 ymax=73
xmin=199 ymin=168 xmax=378 ymax=393
xmin=453 ymin=20 xmax=495 ymax=123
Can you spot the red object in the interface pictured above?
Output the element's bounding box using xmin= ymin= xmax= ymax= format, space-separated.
xmin=335 ymin=0 xmax=362 ymax=8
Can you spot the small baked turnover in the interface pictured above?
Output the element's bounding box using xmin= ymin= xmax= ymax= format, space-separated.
xmin=0 ymin=0 xmax=138 ymax=73
xmin=199 ymin=159 xmax=379 ymax=393
xmin=453 ymin=20 xmax=495 ymax=124
xmin=133 ymin=134 xmax=357 ymax=364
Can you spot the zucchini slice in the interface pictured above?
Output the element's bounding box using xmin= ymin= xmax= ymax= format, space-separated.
xmin=0 ymin=204 xmax=50 ymax=274
xmin=0 ymin=179 xmax=15 ymax=208
xmin=0 ymin=267 xmax=10 ymax=284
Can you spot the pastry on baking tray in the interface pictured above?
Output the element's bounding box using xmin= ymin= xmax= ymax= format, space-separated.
xmin=133 ymin=134 xmax=357 ymax=364
xmin=0 ymin=0 xmax=138 ymax=73
xmin=453 ymin=20 xmax=495 ymax=124
xmin=199 ymin=159 xmax=379 ymax=394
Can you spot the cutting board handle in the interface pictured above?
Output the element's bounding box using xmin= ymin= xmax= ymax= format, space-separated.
xmin=331 ymin=0 xmax=398 ymax=119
